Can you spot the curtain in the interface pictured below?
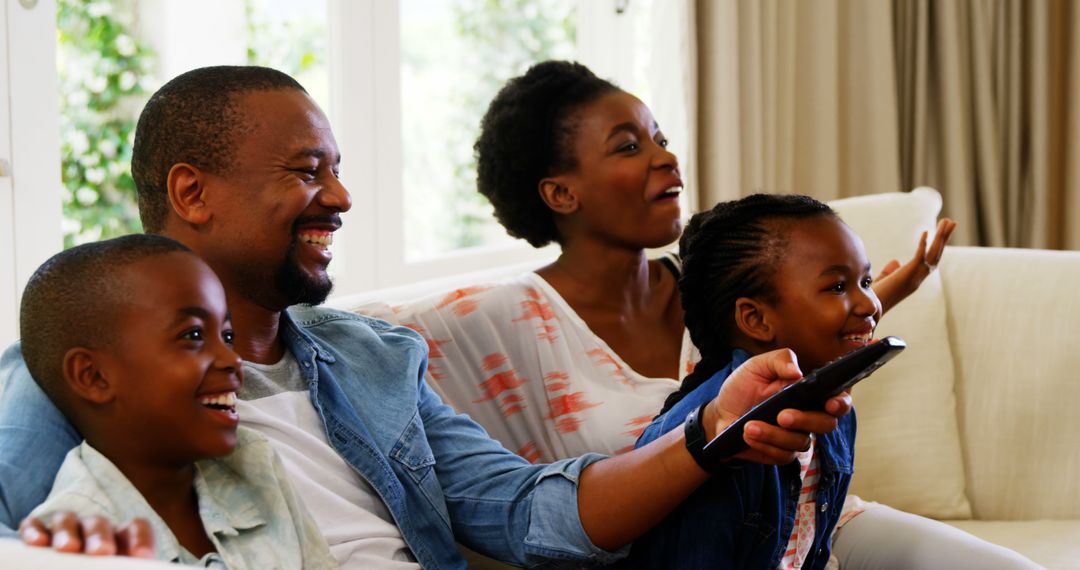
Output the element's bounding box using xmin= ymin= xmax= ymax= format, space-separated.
xmin=698 ymin=0 xmax=1080 ymax=249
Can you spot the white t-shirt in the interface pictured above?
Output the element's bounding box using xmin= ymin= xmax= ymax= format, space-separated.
xmin=238 ymin=353 xmax=419 ymax=569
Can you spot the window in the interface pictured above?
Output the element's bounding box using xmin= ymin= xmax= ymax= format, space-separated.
xmin=0 ymin=0 xmax=694 ymax=346
xmin=399 ymin=0 xmax=576 ymax=261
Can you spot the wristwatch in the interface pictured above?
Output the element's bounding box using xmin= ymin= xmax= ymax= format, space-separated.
xmin=684 ymin=401 xmax=713 ymax=472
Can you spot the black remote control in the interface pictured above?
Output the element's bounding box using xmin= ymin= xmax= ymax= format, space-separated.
xmin=701 ymin=336 xmax=906 ymax=462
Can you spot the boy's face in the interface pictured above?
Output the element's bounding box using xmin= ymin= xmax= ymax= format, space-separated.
xmin=761 ymin=216 xmax=883 ymax=372
xmin=97 ymin=252 xmax=242 ymax=466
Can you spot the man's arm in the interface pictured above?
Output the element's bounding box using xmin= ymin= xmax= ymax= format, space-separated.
xmin=0 ymin=342 xmax=81 ymax=531
xmin=423 ymin=347 xmax=849 ymax=564
xmin=576 ymin=348 xmax=849 ymax=550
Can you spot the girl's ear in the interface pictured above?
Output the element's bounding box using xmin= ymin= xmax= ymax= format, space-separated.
xmin=167 ymin=162 xmax=212 ymax=225
xmin=538 ymin=177 xmax=579 ymax=215
xmin=62 ymin=348 xmax=117 ymax=405
xmin=734 ymin=297 xmax=775 ymax=343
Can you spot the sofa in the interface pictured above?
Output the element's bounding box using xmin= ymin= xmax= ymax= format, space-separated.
xmin=827 ymin=188 xmax=1080 ymax=569
xmin=337 ymin=187 xmax=1080 ymax=569
xmin=2 ymin=188 xmax=1077 ymax=567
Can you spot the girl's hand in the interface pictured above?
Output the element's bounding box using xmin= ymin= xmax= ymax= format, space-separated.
xmin=872 ymin=218 xmax=957 ymax=314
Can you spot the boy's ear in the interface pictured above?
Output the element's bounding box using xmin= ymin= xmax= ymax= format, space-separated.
xmin=734 ymin=297 xmax=775 ymax=343
xmin=167 ymin=162 xmax=212 ymax=225
xmin=61 ymin=348 xmax=116 ymax=405
xmin=538 ymin=177 xmax=579 ymax=215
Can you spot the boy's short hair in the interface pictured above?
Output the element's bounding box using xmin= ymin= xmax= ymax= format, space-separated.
xmin=20 ymin=234 xmax=193 ymax=416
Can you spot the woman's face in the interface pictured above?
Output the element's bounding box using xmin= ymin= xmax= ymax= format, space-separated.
xmin=551 ymin=91 xmax=684 ymax=249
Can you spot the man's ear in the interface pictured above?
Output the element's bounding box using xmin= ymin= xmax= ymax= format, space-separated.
xmin=538 ymin=177 xmax=579 ymax=215
xmin=62 ymin=348 xmax=116 ymax=405
xmin=167 ymin=163 xmax=212 ymax=225
xmin=734 ymin=297 xmax=775 ymax=343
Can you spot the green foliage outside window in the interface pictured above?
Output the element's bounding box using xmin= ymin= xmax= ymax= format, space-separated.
xmin=57 ymin=0 xmax=152 ymax=248
xmin=401 ymin=0 xmax=576 ymax=258
xmin=444 ymin=0 xmax=577 ymax=251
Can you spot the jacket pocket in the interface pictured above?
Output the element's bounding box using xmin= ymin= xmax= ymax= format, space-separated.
xmin=389 ymin=411 xmax=451 ymax=529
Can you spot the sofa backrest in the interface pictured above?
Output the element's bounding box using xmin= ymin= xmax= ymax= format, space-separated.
xmin=941 ymin=246 xmax=1080 ymax=520
xmin=830 ymin=188 xmax=972 ymax=520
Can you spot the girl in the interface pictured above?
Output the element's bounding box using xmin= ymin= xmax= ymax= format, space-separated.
xmin=628 ymin=194 xmax=1035 ymax=569
xmin=628 ymin=194 xmax=871 ymax=569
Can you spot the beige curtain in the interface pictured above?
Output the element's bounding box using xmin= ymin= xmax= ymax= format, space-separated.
xmin=698 ymin=0 xmax=1080 ymax=249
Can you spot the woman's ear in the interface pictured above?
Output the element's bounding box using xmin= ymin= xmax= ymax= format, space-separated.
xmin=167 ymin=162 xmax=212 ymax=225
xmin=62 ymin=348 xmax=116 ymax=405
xmin=538 ymin=177 xmax=579 ymax=215
xmin=734 ymin=297 xmax=775 ymax=343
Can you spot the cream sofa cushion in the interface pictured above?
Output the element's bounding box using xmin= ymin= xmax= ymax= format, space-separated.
xmin=941 ymin=246 xmax=1080 ymax=521
xmin=828 ymin=188 xmax=972 ymax=519
xmin=945 ymin=520 xmax=1080 ymax=570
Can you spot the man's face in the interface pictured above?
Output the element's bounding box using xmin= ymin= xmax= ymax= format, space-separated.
xmin=198 ymin=89 xmax=351 ymax=310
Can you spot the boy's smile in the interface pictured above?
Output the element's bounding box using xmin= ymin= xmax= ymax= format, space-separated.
xmin=761 ymin=216 xmax=882 ymax=372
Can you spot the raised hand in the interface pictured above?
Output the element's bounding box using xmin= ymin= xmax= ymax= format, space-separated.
xmin=873 ymin=218 xmax=958 ymax=313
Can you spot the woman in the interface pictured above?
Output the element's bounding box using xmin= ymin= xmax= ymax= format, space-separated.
xmin=396 ymin=61 xmax=1025 ymax=568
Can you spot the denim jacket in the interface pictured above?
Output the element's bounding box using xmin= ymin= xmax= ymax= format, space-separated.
xmin=623 ymin=350 xmax=856 ymax=570
xmin=0 ymin=305 xmax=623 ymax=568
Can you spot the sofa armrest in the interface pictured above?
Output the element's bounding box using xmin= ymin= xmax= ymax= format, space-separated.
xmin=941 ymin=246 xmax=1080 ymax=520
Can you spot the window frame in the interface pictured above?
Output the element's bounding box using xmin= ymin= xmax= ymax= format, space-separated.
xmin=2 ymin=0 xmax=64 ymax=348
xmin=0 ymin=0 xmax=691 ymax=346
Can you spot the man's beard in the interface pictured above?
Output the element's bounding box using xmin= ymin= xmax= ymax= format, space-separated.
xmin=275 ymin=239 xmax=333 ymax=306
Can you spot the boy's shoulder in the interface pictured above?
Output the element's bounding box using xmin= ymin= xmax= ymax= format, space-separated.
xmin=29 ymin=443 xmax=129 ymax=525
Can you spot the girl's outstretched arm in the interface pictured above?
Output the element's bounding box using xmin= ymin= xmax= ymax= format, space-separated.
xmin=873 ymin=218 xmax=957 ymax=313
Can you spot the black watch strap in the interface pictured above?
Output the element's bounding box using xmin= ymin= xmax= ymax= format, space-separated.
xmin=684 ymin=401 xmax=713 ymax=473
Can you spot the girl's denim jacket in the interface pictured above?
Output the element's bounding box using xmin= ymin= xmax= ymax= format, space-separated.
xmin=0 ymin=306 xmax=623 ymax=569
xmin=625 ymin=349 xmax=856 ymax=570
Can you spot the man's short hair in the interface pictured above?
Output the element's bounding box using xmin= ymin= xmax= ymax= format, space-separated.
xmin=20 ymin=234 xmax=193 ymax=417
xmin=131 ymin=66 xmax=306 ymax=233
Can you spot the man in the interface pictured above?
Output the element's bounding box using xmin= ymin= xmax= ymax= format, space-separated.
xmin=0 ymin=66 xmax=850 ymax=568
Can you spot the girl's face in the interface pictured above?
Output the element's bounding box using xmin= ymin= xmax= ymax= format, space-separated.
xmin=551 ymin=91 xmax=684 ymax=249
xmin=759 ymin=216 xmax=883 ymax=372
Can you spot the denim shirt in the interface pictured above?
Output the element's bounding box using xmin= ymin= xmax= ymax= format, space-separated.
xmin=623 ymin=349 xmax=856 ymax=570
xmin=0 ymin=305 xmax=623 ymax=568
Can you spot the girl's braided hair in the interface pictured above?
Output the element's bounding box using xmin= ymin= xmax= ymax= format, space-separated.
xmin=659 ymin=193 xmax=837 ymax=414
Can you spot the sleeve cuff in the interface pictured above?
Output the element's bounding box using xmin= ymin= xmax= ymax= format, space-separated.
xmin=523 ymin=453 xmax=629 ymax=566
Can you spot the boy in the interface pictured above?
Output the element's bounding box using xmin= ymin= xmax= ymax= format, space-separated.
xmin=19 ymin=234 xmax=333 ymax=568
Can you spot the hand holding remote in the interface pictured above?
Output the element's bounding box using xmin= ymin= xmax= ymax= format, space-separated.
xmin=703 ymin=337 xmax=906 ymax=465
